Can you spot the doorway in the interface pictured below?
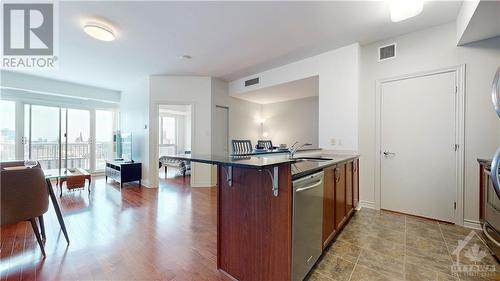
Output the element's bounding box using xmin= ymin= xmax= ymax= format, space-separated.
xmin=158 ymin=104 xmax=192 ymax=179
xmin=376 ymin=66 xmax=465 ymax=224
xmin=214 ymin=105 xmax=229 ymax=155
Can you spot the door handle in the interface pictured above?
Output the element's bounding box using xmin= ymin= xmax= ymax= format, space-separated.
xmin=383 ymin=151 xmax=396 ymax=157
xmin=491 ymin=147 xmax=500 ymax=199
xmin=492 ymin=67 xmax=500 ymax=118
xmin=295 ymin=180 xmax=323 ymax=193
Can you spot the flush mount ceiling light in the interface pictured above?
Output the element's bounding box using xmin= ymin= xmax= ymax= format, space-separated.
xmin=390 ymin=0 xmax=424 ymax=22
xmin=83 ymin=23 xmax=116 ymax=41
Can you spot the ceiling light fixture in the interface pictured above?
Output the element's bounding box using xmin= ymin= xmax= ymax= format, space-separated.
xmin=390 ymin=0 xmax=424 ymax=22
xmin=83 ymin=23 xmax=116 ymax=41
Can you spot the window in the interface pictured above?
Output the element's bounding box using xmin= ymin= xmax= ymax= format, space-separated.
xmin=65 ymin=108 xmax=90 ymax=169
xmin=159 ymin=116 xmax=177 ymax=155
xmin=0 ymin=100 xmax=16 ymax=161
xmin=29 ymin=105 xmax=61 ymax=169
xmin=160 ymin=116 xmax=176 ymax=144
xmin=11 ymin=101 xmax=117 ymax=172
xmin=95 ymin=110 xmax=114 ymax=170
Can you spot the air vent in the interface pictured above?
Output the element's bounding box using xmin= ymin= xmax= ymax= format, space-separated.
xmin=378 ymin=43 xmax=396 ymax=61
xmin=244 ymin=77 xmax=259 ymax=87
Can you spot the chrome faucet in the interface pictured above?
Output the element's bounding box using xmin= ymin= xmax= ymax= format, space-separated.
xmin=289 ymin=142 xmax=312 ymax=159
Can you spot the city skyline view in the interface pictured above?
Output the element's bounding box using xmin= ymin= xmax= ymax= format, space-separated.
xmin=0 ymin=100 xmax=115 ymax=170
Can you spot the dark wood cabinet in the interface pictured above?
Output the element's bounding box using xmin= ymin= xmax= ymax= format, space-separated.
xmin=105 ymin=161 xmax=142 ymax=188
xmin=321 ymin=157 xmax=360 ymax=250
xmin=322 ymin=166 xmax=336 ymax=249
xmin=217 ymin=164 xmax=292 ymax=281
xmin=346 ymin=161 xmax=353 ymax=215
xmin=334 ymin=164 xmax=347 ymax=230
xmin=353 ymin=159 xmax=359 ymax=209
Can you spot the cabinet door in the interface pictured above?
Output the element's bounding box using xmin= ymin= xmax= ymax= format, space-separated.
xmin=335 ymin=164 xmax=346 ymax=229
xmin=353 ymin=159 xmax=359 ymax=208
xmin=322 ymin=166 xmax=336 ymax=248
xmin=346 ymin=161 xmax=353 ymax=215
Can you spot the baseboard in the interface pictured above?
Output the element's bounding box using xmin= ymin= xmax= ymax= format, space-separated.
xmin=358 ymin=200 xmax=377 ymax=210
xmin=463 ymin=219 xmax=482 ymax=230
xmin=140 ymin=179 xmax=154 ymax=188
xmin=191 ymin=182 xmax=215 ymax=188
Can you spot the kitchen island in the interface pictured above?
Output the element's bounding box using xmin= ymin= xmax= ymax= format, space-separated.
xmin=163 ymin=151 xmax=359 ymax=281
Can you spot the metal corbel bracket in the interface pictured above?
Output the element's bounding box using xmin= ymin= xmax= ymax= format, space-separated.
xmin=223 ymin=166 xmax=232 ymax=187
xmin=264 ymin=166 xmax=279 ymax=197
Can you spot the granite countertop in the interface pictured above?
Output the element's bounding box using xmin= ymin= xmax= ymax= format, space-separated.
xmin=291 ymin=153 xmax=359 ymax=180
xmin=161 ymin=153 xmax=296 ymax=168
xmin=162 ymin=151 xmax=359 ymax=177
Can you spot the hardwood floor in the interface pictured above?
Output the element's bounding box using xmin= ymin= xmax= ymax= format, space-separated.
xmin=0 ymin=171 xmax=229 ymax=281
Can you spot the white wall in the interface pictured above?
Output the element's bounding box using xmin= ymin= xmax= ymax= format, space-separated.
xmin=359 ymin=22 xmax=500 ymax=224
xmin=229 ymin=43 xmax=360 ymax=151
xmin=150 ymin=76 xmax=213 ymax=188
xmin=211 ymin=78 xmax=262 ymax=149
xmin=120 ymin=77 xmax=150 ymax=185
xmin=262 ymin=96 xmax=319 ymax=147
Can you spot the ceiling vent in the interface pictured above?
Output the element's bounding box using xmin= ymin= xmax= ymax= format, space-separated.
xmin=378 ymin=43 xmax=396 ymax=61
xmin=244 ymin=77 xmax=259 ymax=87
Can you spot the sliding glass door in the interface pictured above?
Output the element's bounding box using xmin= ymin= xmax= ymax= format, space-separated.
xmin=18 ymin=103 xmax=115 ymax=172
xmin=28 ymin=105 xmax=62 ymax=169
xmin=64 ymin=108 xmax=91 ymax=169
xmin=95 ymin=110 xmax=114 ymax=170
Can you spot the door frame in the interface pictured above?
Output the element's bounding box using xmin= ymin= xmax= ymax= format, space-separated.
xmin=151 ymin=101 xmax=195 ymax=188
xmin=374 ymin=65 xmax=465 ymax=225
xmin=215 ymin=105 xmax=229 ymax=154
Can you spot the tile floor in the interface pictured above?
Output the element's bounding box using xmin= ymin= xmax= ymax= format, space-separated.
xmin=308 ymin=208 xmax=500 ymax=281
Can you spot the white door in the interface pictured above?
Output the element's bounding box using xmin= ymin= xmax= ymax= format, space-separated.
xmin=214 ymin=106 xmax=229 ymax=154
xmin=380 ymin=71 xmax=457 ymax=222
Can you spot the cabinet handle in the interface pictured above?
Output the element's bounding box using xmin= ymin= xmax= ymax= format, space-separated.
xmin=335 ymin=169 xmax=340 ymax=182
xmin=353 ymin=163 xmax=357 ymax=172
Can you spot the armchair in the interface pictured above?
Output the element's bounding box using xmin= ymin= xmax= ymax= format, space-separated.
xmin=0 ymin=161 xmax=49 ymax=256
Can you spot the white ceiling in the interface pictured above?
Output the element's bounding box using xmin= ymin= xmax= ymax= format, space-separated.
xmin=236 ymin=76 xmax=318 ymax=104
xmin=8 ymin=1 xmax=462 ymax=92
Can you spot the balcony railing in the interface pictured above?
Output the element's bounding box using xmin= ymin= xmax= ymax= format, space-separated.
xmin=0 ymin=141 xmax=113 ymax=170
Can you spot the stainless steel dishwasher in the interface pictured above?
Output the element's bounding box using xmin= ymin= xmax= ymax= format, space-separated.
xmin=292 ymin=171 xmax=324 ymax=281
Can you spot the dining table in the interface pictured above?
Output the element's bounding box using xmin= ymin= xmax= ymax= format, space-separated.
xmin=44 ymin=168 xmax=91 ymax=197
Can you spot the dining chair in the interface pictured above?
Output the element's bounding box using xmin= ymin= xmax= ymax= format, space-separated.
xmin=0 ymin=162 xmax=48 ymax=256
xmin=257 ymin=140 xmax=274 ymax=149
xmin=231 ymin=140 xmax=253 ymax=154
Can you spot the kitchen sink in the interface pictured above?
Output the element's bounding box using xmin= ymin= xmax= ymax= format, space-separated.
xmin=293 ymin=157 xmax=333 ymax=162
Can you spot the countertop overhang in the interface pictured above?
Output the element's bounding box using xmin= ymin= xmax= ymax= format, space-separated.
xmin=161 ymin=151 xmax=359 ymax=179
xmin=160 ymin=153 xmax=296 ymax=168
